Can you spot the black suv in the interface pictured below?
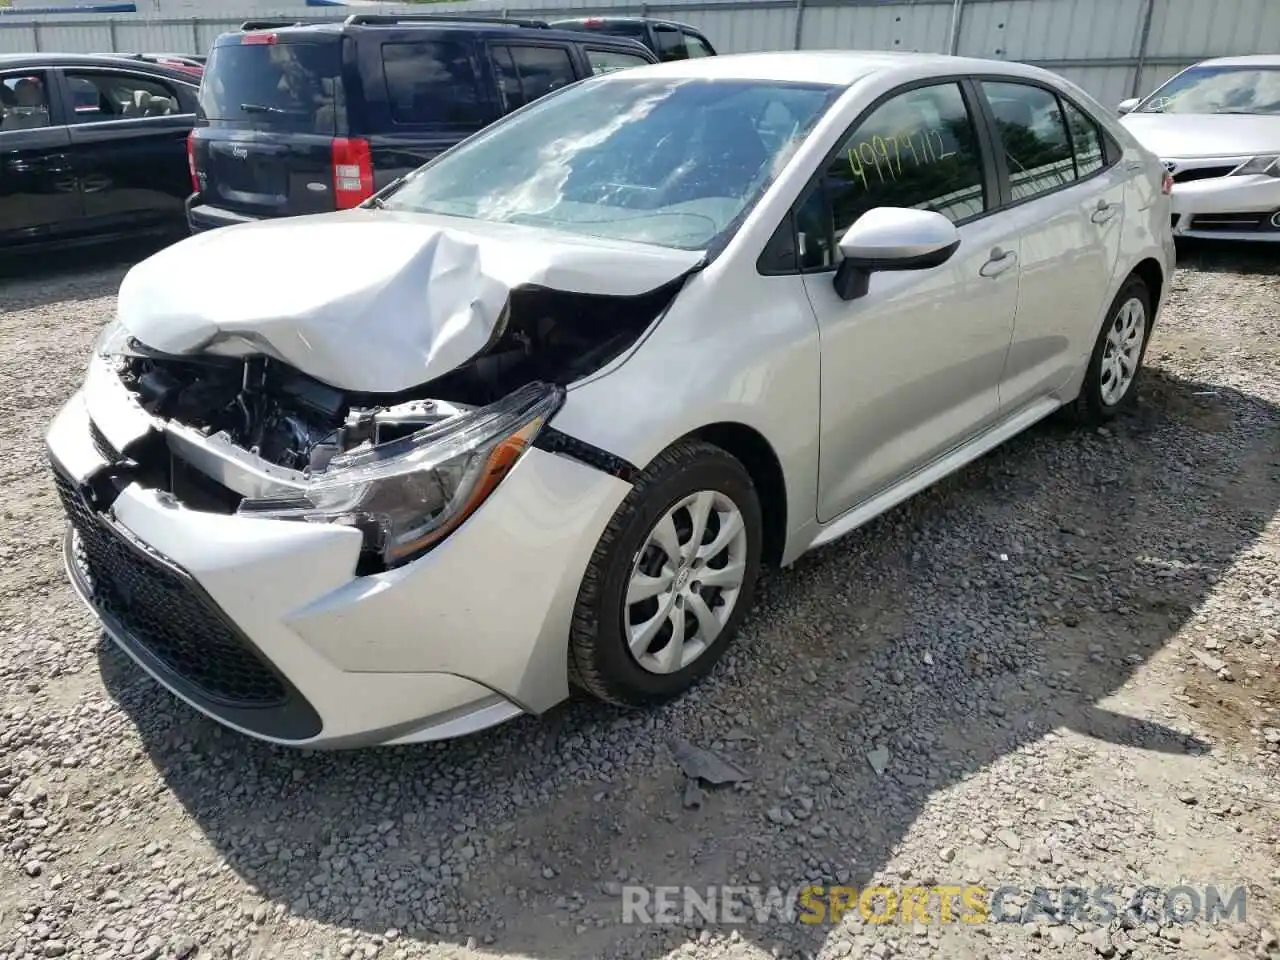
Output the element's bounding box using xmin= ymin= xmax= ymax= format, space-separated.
xmin=547 ymin=17 xmax=717 ymax=60
xmin=186 ymin=14 xmax=659 ymax=233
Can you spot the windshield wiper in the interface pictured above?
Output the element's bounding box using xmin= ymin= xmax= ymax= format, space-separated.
xmin=238 ymin=103 xmax=305 ymax=115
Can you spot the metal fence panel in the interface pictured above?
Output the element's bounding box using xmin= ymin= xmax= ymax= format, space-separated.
xmin=956 ymin=0 xmax=1147 ymax=61
xmin=800 ymin=2 xmax=951 ymax=53
xmin=1147 ymin=0 xmax=1280 ymax=60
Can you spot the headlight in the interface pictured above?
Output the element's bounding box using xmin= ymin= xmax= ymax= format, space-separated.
xmin=236 ymin=382 xmax=564 ymax=569
xmin=93 ymin=317 xmax=129 ymax=360
xmin=1230 ymin=155 xmax=1280 ymax=177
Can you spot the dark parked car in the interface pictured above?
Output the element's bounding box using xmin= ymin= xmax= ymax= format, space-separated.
xmin=186 ymin=13 xmax=660 ymax=233
xmin=0 ymin=54 xmax=199 ymax=252
xmin=546 ymin=17 xmax=717 ymax=60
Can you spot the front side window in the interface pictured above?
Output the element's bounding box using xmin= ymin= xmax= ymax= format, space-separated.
xmin=825 ymin=82 xmax=987 ymax=251
xmin=586 ymin=48 xmax=651 ymax=76
xmin=0 ymin=73 xmax=51 ymax=131
xmin=66 ymin=72 xmax=181 ymax=123
xmin=1138 ymin=65 xmax=1280 ymax=115
xmin=684 ymin=32 xmax=715 ymax=58
xmin=982 ymin=81 xmax=1075 ymax=202
xmin=491 ymin=45 xmax=577 ymax=111
xmin=384 ymin=40 xmax=488 ymax=127
xmin=200 ymin=39 xmax=344 ymax=134
xmin=654 ymin=26 xmax=688 ymax=61
xmin=379 ymin=76 xmax=840 ymax=252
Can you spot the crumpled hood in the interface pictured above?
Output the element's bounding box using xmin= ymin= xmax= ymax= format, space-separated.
xmin=1119 ymin=112 xmax=1280 ymax=159
xmin=116 ymin=210 xmax=704 ymax=393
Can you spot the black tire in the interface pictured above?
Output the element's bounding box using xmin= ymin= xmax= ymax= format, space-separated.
xmin=1075 ymin=274 xmax=1153 ymax=425
xmin=568 ymin=439 xmax=763 ymax=707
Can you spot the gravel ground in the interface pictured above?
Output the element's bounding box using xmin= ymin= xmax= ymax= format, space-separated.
xmin=1 ymin=240 xmax=1278 ymax=960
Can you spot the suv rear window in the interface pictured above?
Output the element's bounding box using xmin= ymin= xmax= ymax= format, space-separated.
xmin=199 ymin=39 xmax=344 ymax=134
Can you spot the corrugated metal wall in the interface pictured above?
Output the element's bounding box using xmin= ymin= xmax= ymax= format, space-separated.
xmin=2 ymin=0 xmax=1279 ymax=107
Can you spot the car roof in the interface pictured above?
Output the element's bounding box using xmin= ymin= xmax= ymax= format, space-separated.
xmin=0 ymin=52 xmax=202 ymax=79
xmin=602 ymin=50 xmax=1064 ymax=87
xmin=1193 ymin=54 xmax=1280 ymax=68
xmin=214 ymin=19 xmax=658 ymax=55
xmin=550 ymin=15 xmax=705 ymax=32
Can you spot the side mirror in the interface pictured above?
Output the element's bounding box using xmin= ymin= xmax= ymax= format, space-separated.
xmin=832 ymin=208 xmax=961 ymax=302
xmin=1117 ymin=98 xmax=1140 ymax=115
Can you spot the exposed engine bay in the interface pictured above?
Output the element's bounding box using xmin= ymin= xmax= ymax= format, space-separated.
xmin=112 ymin=284 xmax=677 ymax=477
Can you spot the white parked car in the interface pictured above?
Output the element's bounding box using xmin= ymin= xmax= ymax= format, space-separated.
xmin=1119 ymin=55 xmax=1280 ymax=241
xmin=47 ymin=51 xmax=1175 ymax=748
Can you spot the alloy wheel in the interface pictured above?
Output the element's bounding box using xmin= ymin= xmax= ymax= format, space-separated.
xmin=1099 ymin=296 xmax=1147 ymax=406
xmin=624 ymin=490 xmax=749 ymax=675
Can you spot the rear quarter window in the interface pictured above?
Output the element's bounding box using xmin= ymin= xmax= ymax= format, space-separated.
xmin=382 ymin=39 xmax=491 ymax=128
xmin=199 ymin=39 xmax=344 ymax=134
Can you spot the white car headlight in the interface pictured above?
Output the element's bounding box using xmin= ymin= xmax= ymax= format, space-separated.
xmin=1230 ymin=156 xmax=1280 ymax=177
xmin=236 ymin=382 xmax=563 ymax=569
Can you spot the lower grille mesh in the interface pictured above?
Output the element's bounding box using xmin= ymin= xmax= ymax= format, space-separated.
xmin=52 ymin=468 xmax=288 ymax=707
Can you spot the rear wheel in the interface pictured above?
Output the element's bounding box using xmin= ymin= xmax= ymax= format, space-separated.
xmin=568 ymin=439 xmax=763 ymax=706
xmin=1075 ymin=274 xmax=1152 ymax=424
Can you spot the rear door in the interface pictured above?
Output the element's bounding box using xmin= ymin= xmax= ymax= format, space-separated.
xmin=363 ymin=34 xmax=499 ymax=188
xmin=975 ymin=79 xmax=1129 ymax=413
xmin=192 ymin=34 xmax=348 ymax=219
xmin=0 ymin=69 xmax=82 ymax=244
xmin=59 ymin=67 xmax=196 ymax=231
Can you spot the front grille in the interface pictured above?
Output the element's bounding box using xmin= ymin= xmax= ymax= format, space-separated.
xmin=1189 ymin=212 xmax=1275 ymax=232
xmin=51 ymin=467 xmax=287 ymax=708
xmin=1172 ymin=165 xmax=1235 ymax=183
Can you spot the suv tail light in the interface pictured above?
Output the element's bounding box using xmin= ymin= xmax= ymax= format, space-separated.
xmin=1161 ymin=170 xmax=1174 ymax=195
xmin=186 ymin=130 xmax=199 ymax=194
xmin=332 ymin=137 xmax=374 ymax=209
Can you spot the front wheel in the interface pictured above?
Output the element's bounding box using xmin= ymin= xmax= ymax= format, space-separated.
xmin=568 ymin=439 xmax=763 ymax=707
xmin=1076 ymin=274 xmax=1153 ymax=424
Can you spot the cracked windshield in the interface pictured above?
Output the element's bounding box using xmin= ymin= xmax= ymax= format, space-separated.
xmin=379 ymin=77 xmax=839 ymax=250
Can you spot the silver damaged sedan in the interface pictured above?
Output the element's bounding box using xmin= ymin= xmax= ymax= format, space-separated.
xmin=46 ymin=52 xmax=1176 ymax=748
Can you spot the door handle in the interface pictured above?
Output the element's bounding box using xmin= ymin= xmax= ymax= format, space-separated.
xmin=1092 ymin=201 xmax=1119 ymax=224
xmin=979 ymin=247 xmax=1017 ymax=278
xmin=1126 ymin=161 xmax=1145 ymax=171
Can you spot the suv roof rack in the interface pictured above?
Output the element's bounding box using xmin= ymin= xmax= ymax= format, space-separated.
xmin=342 ymin=13 xmax=549 ymax=28
xmin=239 ymin=18 xmax=336 ymax=31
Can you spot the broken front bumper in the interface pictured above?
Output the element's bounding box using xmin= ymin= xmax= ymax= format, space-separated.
xmin=45 ymin=362 xmax=632 ymax=748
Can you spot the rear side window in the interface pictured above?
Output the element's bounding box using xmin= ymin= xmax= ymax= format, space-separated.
xmin=981 ymin=81 xmax=1075 ymax=202
xmin=200 ymin=40 xmax=343 ymax=134
xmin=490 ymin=44 xmax=577 ymax=111
xmin=1063 ymin=99 xmax=1105 ymax=177
xmin=383 ymin=40 xmax=490 ymax=127
xmin=585 ymin=47 xmax=650 ymax=76
xmin=66 ymin=72 xmax=182 ymax=122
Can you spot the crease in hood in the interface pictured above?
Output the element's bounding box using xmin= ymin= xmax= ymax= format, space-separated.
xmin=116 ymin=210 xmax=705 ymax=394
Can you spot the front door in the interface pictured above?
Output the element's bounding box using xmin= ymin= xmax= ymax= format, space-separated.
xmin=0 ymin=69 xmax=81 ymax=244
xmin=799 ymin=80 xmax=1020 ymax=523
